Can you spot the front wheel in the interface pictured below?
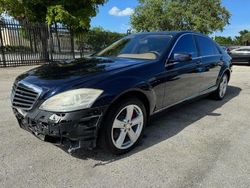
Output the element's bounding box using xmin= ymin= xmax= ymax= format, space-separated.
xmin=100 ymin=98 xmax=147 ymax=155
xmin=211 ymin=74 xmax=228 ymax=100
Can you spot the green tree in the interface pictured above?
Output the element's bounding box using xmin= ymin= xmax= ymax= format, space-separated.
xmin=242 ymin=32 xmax=250 ymax=45
xmin=214 ymin=36 xmax=233 ymax=46
xmin=0 ymin=0 xmax=107 ymax=59
xmin=235 ymin=30 xmax=250 ymax=45
xmin=77 ymin=27 xmax=125 ymax=53
xmin=131 ymin=0 xmax=231 ymax=34
xmin=0 ymin=0 xmax=107 ymax=30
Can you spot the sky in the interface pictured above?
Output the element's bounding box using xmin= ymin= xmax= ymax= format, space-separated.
xmin=91 ymin=0 xmax=250 ymax=38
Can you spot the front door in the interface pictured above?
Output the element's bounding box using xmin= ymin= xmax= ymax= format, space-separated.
xmin=162 ymin=34 xmax=203 ymax=108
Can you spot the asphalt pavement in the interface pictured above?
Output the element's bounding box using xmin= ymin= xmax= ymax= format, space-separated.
xmin=0 ymin=65 xmax=249 ymax=188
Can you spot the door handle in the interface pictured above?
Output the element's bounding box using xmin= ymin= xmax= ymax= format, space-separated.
xmin=196 ymin=60 xmax=202 ymax=65
xmin=165 ymin=61 xmax=179 ymax=67
xmin=218 ymin=62 xmax=223 ymax=66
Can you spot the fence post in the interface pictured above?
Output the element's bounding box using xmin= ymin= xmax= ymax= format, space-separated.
xmin=0 ymin=24 xmax=6 ymax=67
xmin=33 ymin=25 xmax=38 ymax=53
xmin=48 ymin=25 xmax=53 ymax=62
xmin=55 ymin=23 xmax=61 ymax=53
xmin=17 ymin=24 xmax=24 ymax=64
xmin=40 ymin=23 xmax=49 ymax=62
xmin=27 ymin=24 xmax=34 ymax=53
xmin=70 ymin=29 xmax=75 ymax=59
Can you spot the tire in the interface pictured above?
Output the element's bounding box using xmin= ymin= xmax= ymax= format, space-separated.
xmin=211 ymin=74 xmax=228 ymax=100
xmin=99 ymin=98 xmax=147 ymax=155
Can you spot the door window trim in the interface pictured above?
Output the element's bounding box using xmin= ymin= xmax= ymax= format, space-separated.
xmin=194 ymin=35 xmax=222 ymax=57
xmin=166 ymin=33 xmax=221 ymax=66
xmin=166 ymin=33 xmax=198 ymax=63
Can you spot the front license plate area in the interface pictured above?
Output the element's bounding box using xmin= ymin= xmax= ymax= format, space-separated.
xmin=20 ymin=118 xmax=47 ymax=141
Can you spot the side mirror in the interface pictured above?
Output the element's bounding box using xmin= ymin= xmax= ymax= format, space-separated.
xmin=171 ymin=53 xmax=192 ymax=62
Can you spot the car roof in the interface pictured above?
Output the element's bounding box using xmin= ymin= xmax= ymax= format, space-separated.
xmin=130 ymin=31 xmax=204 ymax=38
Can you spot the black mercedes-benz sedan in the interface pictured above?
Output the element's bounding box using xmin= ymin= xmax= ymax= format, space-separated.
xmin=11 ymin=31 xmax=232 ymax=154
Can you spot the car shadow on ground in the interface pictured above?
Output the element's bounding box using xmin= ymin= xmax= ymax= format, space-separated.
xmin=59 ymin=86 xmax=241 ymax=165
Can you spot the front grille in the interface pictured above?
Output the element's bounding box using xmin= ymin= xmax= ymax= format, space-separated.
xmin=11 ymin=81 xmax=42 ymax=111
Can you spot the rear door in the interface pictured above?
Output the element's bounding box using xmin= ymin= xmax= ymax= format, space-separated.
xmin=194 ymin=35 xmax=222 ymax=92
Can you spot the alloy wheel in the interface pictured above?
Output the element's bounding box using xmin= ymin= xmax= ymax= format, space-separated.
xmin=219 ymin=75 xmax=228 ymax=98
xmin=111 ymin=104 xmax=144 ymax=150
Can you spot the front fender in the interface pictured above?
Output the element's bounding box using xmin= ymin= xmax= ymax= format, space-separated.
xmin=92 ymin=76 xmax=156 ymax=114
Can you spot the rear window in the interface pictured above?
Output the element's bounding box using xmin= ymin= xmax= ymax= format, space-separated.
xmin=195 ymin=36 xmax=220 ymax=56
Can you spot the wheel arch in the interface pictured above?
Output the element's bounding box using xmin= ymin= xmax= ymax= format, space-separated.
xmin=103 ymin=89 xmax=153 ymax=122
xmin=96 ymin=89 xmax=153 ymax=147
xmin=224 ymin=69 xmax=231 ymax=81
xmin=217 ymin=68 xmax=231 ymax=85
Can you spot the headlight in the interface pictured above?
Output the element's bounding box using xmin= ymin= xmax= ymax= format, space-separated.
xmin=39 ymin=88 xmax=103 ymax=112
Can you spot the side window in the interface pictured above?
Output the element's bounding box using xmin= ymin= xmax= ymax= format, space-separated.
xmin=196 ymin=36 xmax=220 ymax=56
xmin=212 ymin=42 xmax=221 ymax=54
xmin=237 ymin=48 xmax=250 ymax=52
xmin=172 ymin=35 xmax=197 ymax=58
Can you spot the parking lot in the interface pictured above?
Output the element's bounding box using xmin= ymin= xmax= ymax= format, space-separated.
xmin=0 ymin=65 xmax=249 ymax=188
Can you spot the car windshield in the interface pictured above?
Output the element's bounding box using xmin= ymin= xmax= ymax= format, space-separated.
xmin=95 ymin=35 xmax=172 ymax=60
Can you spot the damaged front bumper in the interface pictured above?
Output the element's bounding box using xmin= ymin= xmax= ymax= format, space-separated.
xmin=13 ymin=106 xmax=107 ymax=153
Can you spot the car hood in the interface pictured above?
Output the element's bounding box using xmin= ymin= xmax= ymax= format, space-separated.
xmin=15 ymin=57 xmax=147 ymax=90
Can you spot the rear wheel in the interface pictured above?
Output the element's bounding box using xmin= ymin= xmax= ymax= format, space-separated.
xmin=100 ymin=98 xmax=147 ymax=155
xmin=211 ymin=74 xmax=228 ymax=100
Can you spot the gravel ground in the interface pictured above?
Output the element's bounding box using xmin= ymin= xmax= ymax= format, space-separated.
xmin=0 ymin=65 xmax=249 ymax=188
